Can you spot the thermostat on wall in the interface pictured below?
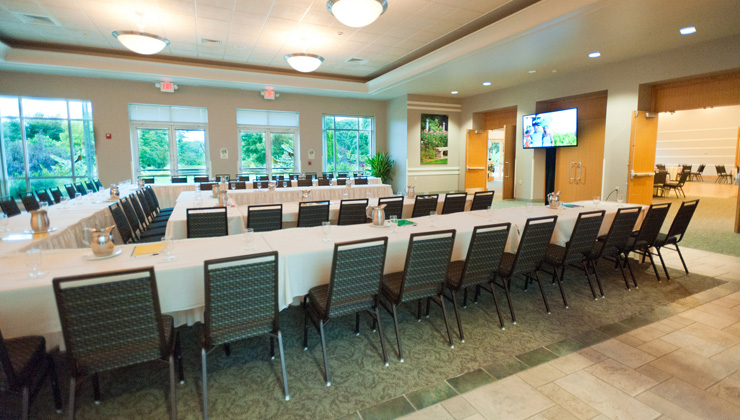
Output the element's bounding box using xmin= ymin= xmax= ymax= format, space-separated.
xmin=307 ymin=148 xmax=315 ymax=159
xmin=220 ymin=148 xmax=228 ymax=159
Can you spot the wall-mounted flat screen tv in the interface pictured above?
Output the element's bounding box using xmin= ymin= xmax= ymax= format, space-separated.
xmin=522 ymin=108 xmax=578 ymax=149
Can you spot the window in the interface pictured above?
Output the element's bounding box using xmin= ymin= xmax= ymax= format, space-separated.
xmin=323 ymin=115 xmax=373 ymax=173
xmin=237 ymin=109 xmax=299 ymax=176
xmin=0 ymin=96 xmax=97 ymax=197
xmin=129 ymin=104 xmax=209 ymax=183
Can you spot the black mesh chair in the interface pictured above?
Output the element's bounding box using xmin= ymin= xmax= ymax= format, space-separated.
xmin=297 ymin=201 xmax=330 ymax=228
xmin=194 ymin=176 xmax=210 ymax=183
xmin=544 ymin=210 xmax=605 ymax=302
xmin=108 ymin=202 xmax=134 ymax=244
xmin=141 ymin=177 xmax=155 ymax=184
xmin=36 ymin=189 xmax=54 ymax=206
xmin=335 ymin=178 xmax=347 ymax=186
xmin=257 ymin=175 xmax=270 ymax=181
xmin=441 ymin=193 xmax=467 ymax=214
xmin=470 ymin=191 xmax=494 ymax=211
xmin=186 ymin=207 xmax=228 ymax=238
xmin=337 ymin=198 xmax=369 ymax=225
xmin=131 ymin=193 xmax=168 ymax=231
xmin=276 ymin=179 xmax=291 ymax=188
xmin=354 ymin=178 xmax=369 ymax=185
xmin=304 ymin=172 xmax=316 ymax=180
xmin=19 ymin=192 xmax=40 ymax=211
xmin=378 ymin=196 xmax=404 ymax=220
xmin=121 ymin=197 xmax=164 ymax=242
xmin=202 ymin=252 xmax=289 ymax=418
xmin=653 ymin=171 xmax=666 ymax=197
xmin=653 ymin=200 xmax=699 ymax=280
xmin=247 ymin=204 xmax=283 ymax=232
xmin=49 ymin=187 xmax=63 ymax=204
xmin=201 ymin=182 xmax=218 ymax=192
xmin=590 ymin=207 xmax=643 ymax=291
xmin=321 ymin=172 xmax=333 ymax=180
xmin=716 ymin=165 xmax=733 ymax=184
xmin=378 ymin=230 xmax=456 ymax=362
xmin=445 ymin=223 xmax=510 ymax=338
xmin=53 ymin=267 xmax=184 ymax=420
xmin=493 ymin=215 xmax=557 ymax=324
xmin=656 ymin=164 xmax=666 ymax=171
xmin=272 ymin=175 xmax=286 ymax=181
xmin=0 ymin=328 xmax=63 ymax=420
xmin=215 ymin=174 xmax=230 ymax=182
xmin=137 ymin=189 xmax=170 ymax=224
xmin=0 ymin=196 xmax=21 ymax=217
xmin=236 ymin=175 xmax=251 ymax=182
xmin=93 ymin=179 xmax=103 ymax=189
xmin=297 ymin=179 xmax=312 ymax=187
xmin=64 ymin=184 xmax=77 ymax=199
xmin=144 ymin=186 xmax=174 ymax=215
xmin=171 ymin=176 xmax=187 ymax=183
xmin=253 ymin=181 xmax=270 ymax=189
xmin=690 ymin=164 xmax=705 ymax=182
xmin=303 ymin=238 xmax=389 ymax=386
xmin=84 ymin=180 xmax=97 ymax=192
xmin=411 ymin=194 xmax=439 ymax=218
xmin=74 ymin=183 xmax=87 ymax=195
xmin=229 ymin=181 xmax=247 ymax=190
xmin=625 ymin=203 xmax=671 ymax=282
xmin=317 ymin=179 xmax=331 ymax=186
xmin=663 ymin=171 xmax=689 ymax=198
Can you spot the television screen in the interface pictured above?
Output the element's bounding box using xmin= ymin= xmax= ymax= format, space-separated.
xmin=522 ymin=108 xmax=578 ymax=149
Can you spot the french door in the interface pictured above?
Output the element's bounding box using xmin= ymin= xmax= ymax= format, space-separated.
xmin=132 ymin=124 xmax=209 ymax=183
xmin=238 ymin=127 xmax=297 ymax=176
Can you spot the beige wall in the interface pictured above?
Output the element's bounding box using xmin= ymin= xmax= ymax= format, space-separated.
xmin=386 ymin=95 xmax=408 ymax=193
xmin=0 ymin=71 xmax=387 ymax=186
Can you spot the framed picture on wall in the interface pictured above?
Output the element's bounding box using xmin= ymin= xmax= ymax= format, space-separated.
xmin=421 ymin=113 xmax=449 ymax=165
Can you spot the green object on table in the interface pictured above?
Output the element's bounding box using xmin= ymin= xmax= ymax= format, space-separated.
xmin=397 ymin=219 xmax=416 ymax=227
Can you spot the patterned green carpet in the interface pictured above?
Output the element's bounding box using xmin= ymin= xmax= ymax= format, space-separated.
xmin=24 ymin=260 xmax=725 ymax=420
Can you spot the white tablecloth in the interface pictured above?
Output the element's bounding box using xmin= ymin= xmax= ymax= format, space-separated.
xmin=0 ymin=201 xmax=644 ymax=349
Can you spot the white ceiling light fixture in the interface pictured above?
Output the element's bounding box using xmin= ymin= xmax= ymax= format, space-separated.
xmin=482 ymin=82 xmax=491 ymax=86
xmin=284 ymin=53 xmax=325 ymax=73
xmin=113 ymin=12 xmax=169 ymax=55
xmin=451 ymin=90 xmax=459 ymax=95
xmin=679 ymin=26 xmax=696 ymax=35
xmin=327 ymin=0 xmax=388 ymax=28
xmin=588 ymin=51 xmax=601 ymax=58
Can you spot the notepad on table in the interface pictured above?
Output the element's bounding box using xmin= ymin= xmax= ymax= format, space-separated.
xmin=397 ymin=220 xmax=416 ymax=227
xmin=132 ymin=242 xmax=164 ymax=257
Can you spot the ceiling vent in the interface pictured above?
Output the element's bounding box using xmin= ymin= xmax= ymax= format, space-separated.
xmin=13 ymin=12 xmax=60 ymax=26
xmin=200 ymin=38 xmax=223 ymax=47
xmin=344 ymin=57 xmax=368 ymax=65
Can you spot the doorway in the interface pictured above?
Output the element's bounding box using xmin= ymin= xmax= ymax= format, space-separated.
xmin=132 ymin=124 xmax=209 ymax=183
xmin=487 ymin=129 xmax=504 ymax=194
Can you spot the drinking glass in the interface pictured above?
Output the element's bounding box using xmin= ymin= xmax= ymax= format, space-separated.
xmin=617 ymin=194 xmax=625 ymax=203
xmin=231 ymin=183 xmax=236 ymax=191
xmin=593 ymin=196 xmax=601 ymax=206
xmin=74 ymin=192 xmax=82 ymax=202
xmin=244 ymin=228 xmax=255 ymax=250
xmin=60 ymin=196 xmax=69 ymax=209
xmin=284 ymin=180 xmax=289 ymax=188
xmin=429 ymin=211 xmax=437 ymax=227
xmin=0 ymin=213 xmax=8 ymax=232
xmin=26 ymin=248 xmax=45 ymax=278
xmin=321 ymin=221 xmax=332 ymax=242
xmin=162 ymin=236 xmax=177 ymax=261
xmin=390 ymin=215 xmax=398 ymax=233
xmin=81 ymin=227 xmax=92 ymax=248
xmin=257 ymin=182 xmax=262 ymax=191
xmin=487 ymin=205 xmax=495 ymax=221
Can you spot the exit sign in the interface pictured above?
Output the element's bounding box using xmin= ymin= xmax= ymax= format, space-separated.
xmin=160 ymin=82 xmax=175 ymax=93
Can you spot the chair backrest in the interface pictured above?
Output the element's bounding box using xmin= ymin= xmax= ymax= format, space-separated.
xmin=0 ymin=196 xmax=21 ymax=217
xmin=470 ymin=191 xmax=494 ymax=211
xmin=141 ymin=177 xmax=155 ymax=184
xmin=130 ymin=194 xmax=151 ymax=226
xmin=397 ymin=230 xmax=455 ymax=303
xmin=452 ymin=223 xmax=510 ymax=290
xmin=272 ymin=175 xmax=285 ymax=181
xmin=187 ymin=207 xmax=228 ymax=238
xmin=120 ymin=197 xmax=144 ymax=238
xmin=49 ymin=187 xmax=63 ymax=204
xmin=354 ymin=178 xmax=369 ymax=185
xmin=378 ymin=196 xmax=404 ymax=219
xmin=253 ymin=181 xmax=269 ymax=189
xmin=0 ymin=328 xmax=25 ymax=389
xmin=136 ymin=189 xmax=154 ymax=220
xmin=203 ymin=252 xmax=279 ymax=348
xmin=411 ymin=194 xmax=439 ymax=218
xmin=317 ymin=178 xmax=331 ymax=186
xmin=656 ymin=164 xmax=666 ymax=170
xmin=258 ymin=175 xmax=269 ymax=181
xmin=337 ymin=173 xmax=348 ymax=178
xmin=85 ymin=180 xmax=97 ymax=192
xmin=682 ymin=164 xmax=692 ymax=172
xmin=143 ymin=187 xmax=162 ymax=213
xmin=36 ymin=189 xmax=54 ymax=206
xmin=94 ymin=179 xmax=103 ymax=189
xmin=303 ymin=172 xmax=316 ymax=180
xmin=64 ymin=184 xmax=77 ymax=198
xmin=598 ymin=206 xmax=642 ymax=257
xmin=338 ymin=198 xmax=369 ymax=225
xmin=697 ymin=164 xmax=705 ymax=173
xmin=297 ymin=179 xmax=312 ymax=187
xmin=676 ymin=171 xmax=689 ymax=186
xmin=336 ymin=178 xmax=347 ymax=186
xmin=561 ymin=210 xmax=605 ymax=264
xmin=215 ymin=174 xmax=230 ymax=182
xmin=664 ymin=199 xmax=699 ymax=244
xmin=297 ymin=201 xmax=330 ymax=228
xmin=20 ymin=192 xmax=40 ymax=211
xmin=322 ymin=172 xmax=332 ymax=179
xmin=323 ymin=237 xmax=388 ymax=319
xmin=653 ymin=171 xmax=665 ymax=186
xmin=194 ymin=176 xmax=210 ymax=183
xmin=276 ymin=179 xmax=291 ymax=188
xmin=171 ymin=176 xmax=187 ymax=183
xmin=632 ymin=203 xmax=671 ymax=249
xmin=441 ymin=192 xmax=467 ymax=214
xmin=509 ymin=215 xmax=557 ymax=276
xmin=53 ymin=267 xmax=168 ymax=374
xmin=236 ymin=175 xmax=250 ymax=182
xmin=230 ymin=181 xmax=247 ymax=190
xmin=247 ymin=204 xmax=283 ymax=232
xmin=74 ymin=183 xmax=88 ymax=195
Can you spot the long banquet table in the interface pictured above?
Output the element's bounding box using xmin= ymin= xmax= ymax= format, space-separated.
xmin=0 ymin=201 xmax=646 ymax=349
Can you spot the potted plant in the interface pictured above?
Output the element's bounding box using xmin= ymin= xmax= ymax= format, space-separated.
xmin=366 ymin=152 xmax=394 ymax=184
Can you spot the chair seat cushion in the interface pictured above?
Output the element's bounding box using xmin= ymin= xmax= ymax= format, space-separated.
xmin=653 ymin=232 xmax=676 ymax=247
xmin=307 ymin=285 xmax=330 ymax=320
xmin=0 ymin=335 xmax=46 ymax=388
xmin=544 ymin=244 xmax=566 ymax=265
xmin=141 ymin=227 xmax=166 ymax=238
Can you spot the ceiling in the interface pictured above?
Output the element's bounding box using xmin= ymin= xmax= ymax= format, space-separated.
xmin=0 ymin=0 xmax=739 ymax=99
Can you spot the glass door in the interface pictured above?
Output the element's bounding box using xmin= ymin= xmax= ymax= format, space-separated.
xmin=134 ymin=125 xmax=209 ymax=183
xmin=136 ymin=127 xmax=171 ymax=183
xmin=270 ymin=131 xmax=295 ymax=175
xmin=175 ymin=128 xmax=207 ymax=178
xmin=238 ymin=128 xmax=297 ymax=177
xmin=239 ymin=130 xmax=267 ymax=176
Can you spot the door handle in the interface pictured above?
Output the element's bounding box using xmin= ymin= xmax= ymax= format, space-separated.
xmin=576 ymin=162 xmax=582 ymax=184
xmin=569 ymin=162 xmax=575 ymax=183
xmin=466 ymin=166 xmax=486 ymax=170
xmin=504 ymin=162 xmax=510 ymax=178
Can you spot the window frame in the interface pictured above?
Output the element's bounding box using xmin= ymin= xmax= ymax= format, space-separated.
xmin=129 ymin=122 xmax=211 ymax=182
xmin=322 ymin=114 xmax=375 ymax=173
xmin=237 ymin=125 xmax=300 ymax=176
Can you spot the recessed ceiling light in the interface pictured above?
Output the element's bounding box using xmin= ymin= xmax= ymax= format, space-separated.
xmin=451 ymin=91 xmax=459 ymax=95
xmin=528 ymin=70 xmax=536 ymax=74
xmin=552 ymin=69 xmax=557 ymax=73
xmin=588 ymin=52 xmax=601 ymax=58
xmin=679 ymin=26 xmax=696 ymax=35
xmin=482 ymin=82 xmax=491 ymax=86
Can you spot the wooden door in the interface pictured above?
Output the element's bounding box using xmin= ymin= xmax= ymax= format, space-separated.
xmin=627 ymin=111 xmax=659 ymax=205
xmin=502 ymin=125 xmax=516 ymax=199
xmin=465 ymin=130 xmax=488 ymax=191
xmin=553 ymin=118 xmax=605 ymax=201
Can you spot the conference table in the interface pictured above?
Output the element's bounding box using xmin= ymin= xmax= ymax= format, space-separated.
xmin=0 ymin=200 xmax=645 ymax=349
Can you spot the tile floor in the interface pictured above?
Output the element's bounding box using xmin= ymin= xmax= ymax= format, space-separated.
xmin=344 ymin=247 xmax=740 ymax=420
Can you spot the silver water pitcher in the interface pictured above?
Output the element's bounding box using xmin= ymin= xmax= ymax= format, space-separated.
xmin=268 ymin=181 xmax=276 ymax=191
xmin=366 ymin=204 xmax=387 ymax=226
xmin=218 ymin=190 xmax=228 ymax=206
xmin=90 ymin=225 xmax=116 ymax=257
xmin=30 ymin=209 xmax=50 ymax=233
xmin=110 ymin=184 xmax=120 ymax=200
xmin=407 ymin=185 xmax=416 ymax=199
xmin=138 ymin=178 xmax=145 ymax=189
xmin=301 ymin=190 xmax=312 ymax=201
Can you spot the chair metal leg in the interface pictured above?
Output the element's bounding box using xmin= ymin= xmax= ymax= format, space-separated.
xmin=391 ymin=304 xmax=404 ymax=362
xmin=425 ymin=297 xmax=432 ymax=318
xmin=48 ymin=354 xmax=63 ymax=413
xmin=449 ymin=290 xmax=464 ymax=342
xmin=487 ymin=281 xmax=505 ymax=330
xmin=21 ymin=386 xmax=29 ymax=420
xmin=612 ymin=255 xmax=631 ymax=290
xmin=674 ymin=244 xmax=689 ymax=274
xmin=201 ymin=348 xmax=209 ymax=420
xmin=622 ymin=253 xmax=638 ymax=289
xmin=416 ymin=299 xmax=423 ymax=321
xmin=355 ymin=312 xmax=360 ymax=335
xmin=92 ymin=373 xmax=101 ymax=404
xmin=276 ymin=331 xmax=290 ymax=400
xmin=656 ymin=247 xmax=670 ymax=280
xmin=373 ymin=307 xmax=389 ymax=367
xmin=474 ymin=285 xmax=481 ymax=303
xmin=588 ymin=260 xmax=605 ymax=297
xmin=645 ymin=249 xmax=661 ymax=282
xmin=303 ymin=303 xmax=310 ymax=350
xmin=67 ymin=377 xmax=76 ymax=420
xmin=168 ymin=355 xmax=177 ymax=420
xmin=270 ymin=335 xmax=275 ymax=359
xmin=223 ymin=343 xmax=231 ymax=356
xmin=501 ymin=277 xmax=516 ymax=324
xmin=462 ymin=288 xmax=469 ymax=308
xmin=436 ymin=296 xmax=454 ymax=349
xmin=533 ymin=272 xmax=551 ymax=314
xmin=318 ymin=321 xmax=331 ymax=386
xmin=175 ymin=334 xmax=185 ymax=384
xmin=554 ymin=266 xmax=569 ymax=307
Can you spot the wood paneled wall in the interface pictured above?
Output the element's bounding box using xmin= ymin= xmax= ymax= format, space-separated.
xmin=648 ymin=69 xmax=740 ymax=112
xmin=482 ymin=106 xmax=517 ymax=129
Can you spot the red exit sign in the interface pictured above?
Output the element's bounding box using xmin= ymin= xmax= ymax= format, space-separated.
xmin=160 ymin=82 xmax=175 ymax=93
